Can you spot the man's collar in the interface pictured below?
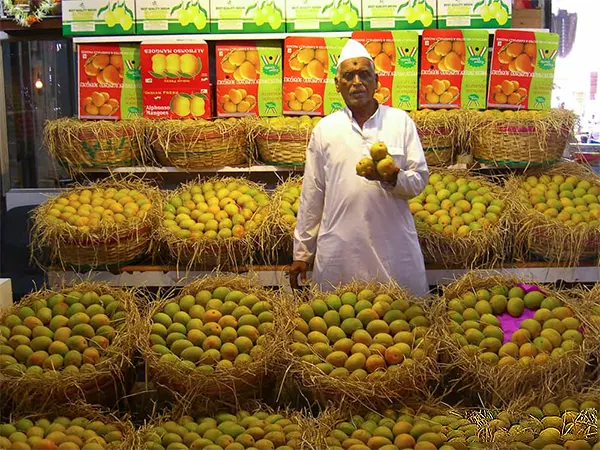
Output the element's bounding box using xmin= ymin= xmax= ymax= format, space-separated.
xmin=344 ymin=102 xmax=382 ymax=124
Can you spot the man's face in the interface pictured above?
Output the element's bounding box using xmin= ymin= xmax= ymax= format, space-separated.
xmin=335 ymin=57 xmax=378 ymax=110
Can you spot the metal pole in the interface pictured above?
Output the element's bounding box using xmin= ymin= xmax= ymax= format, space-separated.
xmin=0 ymin=32 xmax=11 ymax=195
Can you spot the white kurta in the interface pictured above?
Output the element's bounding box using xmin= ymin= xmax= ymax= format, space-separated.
xmin=293 ymin=105 xmax=429 ymax=296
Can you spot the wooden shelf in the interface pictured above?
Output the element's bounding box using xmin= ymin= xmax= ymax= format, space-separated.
xmin=80 ymin=165 xmax=304 ymax=174
xmin=0 ymin=16 xmax=61 ymax=32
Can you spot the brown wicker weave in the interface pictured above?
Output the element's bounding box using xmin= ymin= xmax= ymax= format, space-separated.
xmin=44 ymin=118 xmax=145 ymax=170
xmin=148 ymin=119 xmax=249 ymax=170
xmin=472 ymin=110 xmax=576 ymax=167
xmin=255 ymin=130 xmax=309 ymax=165
xmin=410 ymin=111 xmax=457 ymax=167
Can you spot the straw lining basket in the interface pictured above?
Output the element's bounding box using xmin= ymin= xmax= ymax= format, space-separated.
xmin=147 ymin=118 xmax=249 ymax=170
xmin=410 ymin=110 xmax=459 ymax=167
xmin=31 ymin=178 xmax=161 ymax=270
xmin=251 ymin=120 xmax=312 ymax=166
xmin=471 ymin=109 xmax=576 ymax=167
xmin=43 ymin=118 xmax=147 ymax=170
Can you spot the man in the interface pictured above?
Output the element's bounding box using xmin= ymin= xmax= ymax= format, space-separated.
xmin=288 ymin=39 xmax=429 ymax=296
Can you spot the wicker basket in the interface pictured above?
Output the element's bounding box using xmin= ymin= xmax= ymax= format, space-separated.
xmin=255 ymin=129 xmax=309 ymax=165
xmin=44 ymin=118 xmax=145 ymax=170
xmin=411 ymin=111 xmax=457 ymax=167
xmin=472 ymin=111 xmax=576 ymax=167
xmin=148 ymin=119 xmax=248 ymax=169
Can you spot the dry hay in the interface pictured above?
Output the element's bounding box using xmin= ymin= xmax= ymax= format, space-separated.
xmin=409 ymin=110 xmax=462 ymax=166
xmin=137 ymin=401 xmax=316 ymax=450
xmin=155 ymin=176 xmax=270 ymax=271
xmin=440 ymin=273 xmax=590 ymax=406
xmin=0 ymin=281 xmax=141 ymax=411
xmin=30 ymin=176 xmax=161 ymax=270
xmin=1 ymin=401 xmax=138 ymax=449
xmin=571 ymin=284 xmax=600 ymax=379
xmin=247 ymin=116 xmax=318 ymax=166
xmin=280 ymin=280 xmax=441 ymax=409
xmin=506 ymin=162 xmax=600 ymax=266
xmin=413 ymin=169 xmax=513 ymax=268
xmin=146 ymin=118 xmax=249 ymax=169
xmin=139 ymin=274 xmax=288 ymax=409
xmin=477 ymin=386 xmax=600 ymax=450
xmin=470 ymin=109 xmax=577 ymax=167
xmin=261 ymin=176 xmax=303 ymax=264
xmin=43 ymin=117 xmax=150 ymax=172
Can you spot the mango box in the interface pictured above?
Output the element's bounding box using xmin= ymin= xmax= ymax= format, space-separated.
xmin=136 ymin=0 xmax=209 ymax=34
xmin=437 ymin=0 xmax=511 ymax=28
xmin=419 ymin=29 xmax=489 ymax=109
xmin=362 ymin=0 xmax=435 ymax=30
xmin=286 ymin=0 xmax=361 ymax=32
xmin=211 ymin=0 xmax=285 ymax=33
xmin=352 ymin=31 xmax=419 ymax=111
xmin=488 ymin=31 xmax=559 ymax=111
xmin=78 ymin=44 xmax=142 ymax=120
xmin=62 ymin=0 xmax=135 ymax=36
xmin=283 ymin=37 xmax=347 ymax=116
xmin=215 ymin=41 xmax=282 ymax=118
xmin=140 ymin=42 xmax=211 ymax=119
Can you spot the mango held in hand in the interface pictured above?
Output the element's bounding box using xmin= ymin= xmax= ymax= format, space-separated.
xmin=377 ymin=156 xmax=400 ymax=182
xmin=356 ymin=141 xmax=398 ymax=182
xmin=370 ymin=141 xmax=389 ymax=161
xmin=356 ymin=158 xmax=378 ymax=180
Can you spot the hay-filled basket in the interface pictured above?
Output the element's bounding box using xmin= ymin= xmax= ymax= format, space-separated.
xmin=43 ymin=118 xmax=148 ymax=170
xmin=410 ymin=110 xmax=460 ymax=167
xmin=440 ymin=273 xmax=591 ymax=404
xmin=471 ymin=109 xmax=576 ymax=167
xmin=147 ymin=118 xmax=249 ymax=169
xmin=139 ymin=275 xmax=286 ymax=406
xmin=0 ymin=282 xmax=140 ymax=410
xmin=281 ymin=280 xmax=441 ymax=408
xmin=31 ymin=178 xmax=161 ymax=270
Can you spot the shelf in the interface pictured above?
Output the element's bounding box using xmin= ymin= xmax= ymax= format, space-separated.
xmin=71 ymin=28 xmax=549 ymax=44
xmin=80 ymin=165 xmax=304 ymax=174
xmin=47 ymin=262 xmax=600 ymax=290
xmin=0 ymin=16 xmax=62 ymax=32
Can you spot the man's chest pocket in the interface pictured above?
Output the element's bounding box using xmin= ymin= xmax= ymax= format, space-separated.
xmin=387 ymin=145 xmax=406 ymax=169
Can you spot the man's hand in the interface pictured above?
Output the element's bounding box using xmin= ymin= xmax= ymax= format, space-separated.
xmin=288 ymin=260 xmax=308 ymax=290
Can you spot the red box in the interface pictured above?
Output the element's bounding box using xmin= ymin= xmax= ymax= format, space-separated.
xmin=140 ymin=42 xmax=211 ymax=119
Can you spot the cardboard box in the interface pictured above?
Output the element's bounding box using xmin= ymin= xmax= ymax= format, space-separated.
xmin=136 ymin=0 xmax=210 ymax=34
xmin=63 ymin=0 xmax=136 ymax=36
xmin=211 ymin=0 xmax=285 ymax=33
xmin=140 ymin=42 xmax=211 ymax=119
xmin=283 ymin=36 xmax=347 ymax=116
xmin=512 ymin=7 xmax=544 ymax=29
xmin=78 ymin=44 xmax=143 ymax=119
xmin=488 ymin=30 xmax=559 ymax=110
xmin=215 ymin=41 xmax=282 ymax=117
xmin=437 ymin=0 xmax=511 ymax=29
xmin=352 ymin=31 xmax=420 ymax=111
xmin=362 ymin=0 xmax=435 ymax=30
xmin=286 ymin=0 xmax=361 ymax=32
xmin=419 ymin=29 xmax=490 ymax=109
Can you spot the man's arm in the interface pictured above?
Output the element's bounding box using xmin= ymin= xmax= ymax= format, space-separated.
xmin=293 ymin=129 xmax=326 ymax=263
xmin=389 ymin=116 xmax=429 ymax=199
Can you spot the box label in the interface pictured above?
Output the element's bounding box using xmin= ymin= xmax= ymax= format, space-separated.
xmin=216 ymin=41 xmax=283 ymax=117
xmin=362 ymin=0 xmax=435 ymax=30
xmin=283 ymin=37 xmax=348 ymax=116
xmin=420 ymin=29 xmax=489 ymax=109
xmin=488 ymin=31 xmax=559 ymax=111
xmin=141 ymin=43 xmax=211 ymax=119
xmin=437 ymin=0 xmax=511 ymax=28
xmin=211 ymin=0 xmax=285 ymax=33
xmin=78 ymin=44 xmax=142 ymax=119
xmin=63 ymin=0 xmax=135 ymax=35
xmin=136 ymin=0 xmax=209 ymax=34
xmin=353 ymin=31 xmax=420 ymax=111
xmin=286 ymin=0 xmax=361 ymax=32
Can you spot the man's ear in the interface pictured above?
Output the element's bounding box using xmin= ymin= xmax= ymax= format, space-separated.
xmin=334 ymin=76 xmax=340 ymax=93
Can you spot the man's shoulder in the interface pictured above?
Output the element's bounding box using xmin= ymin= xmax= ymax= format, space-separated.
xmin=311 ymin=110 xmax=346 ymax=135
xmin=380 ymin=105 xmax=411 ymax=121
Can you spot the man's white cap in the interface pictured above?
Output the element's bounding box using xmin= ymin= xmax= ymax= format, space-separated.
xmin=337 ymin=39 xmax=373 ymax=70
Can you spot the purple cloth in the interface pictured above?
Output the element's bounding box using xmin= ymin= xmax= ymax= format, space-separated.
xmin=498 ymin=308 xmax=537 ymax=344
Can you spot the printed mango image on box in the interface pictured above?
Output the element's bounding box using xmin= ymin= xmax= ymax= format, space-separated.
xmin=352 ymin=31 xmax=419 ymax=111
xmin=488 ymin=31 xmax=560 ymax=111
xmin=283 ymin=37 xmax=348 ymax=116
xmin=211 ymin=0 xmax=285 ymax=33
xmin=419 ymin=29 xmax=489 ymax=109
xmin=437 ymin=0 xmax=511 ymax=28
xmin=361 ymin=0 xmax=435 ymax=30
xmin=286 ymin=0 xmax=361 ymax=32
xmin=78 ymin=44 xmax=142 ymax=119
xmin=140 ymin=42 xmax=211 ymax=119
xmin=63 ymin=0 xmax=135 ymax=36
xmin=136 ymin=0 xmax=209 ymax=34
xmin=216 ymin=41 xmax=282 ymax=117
